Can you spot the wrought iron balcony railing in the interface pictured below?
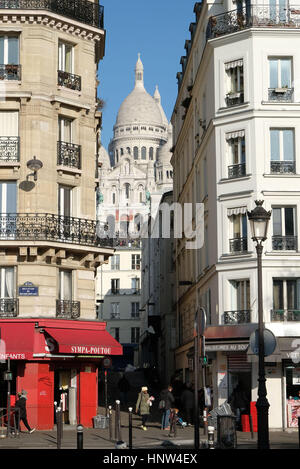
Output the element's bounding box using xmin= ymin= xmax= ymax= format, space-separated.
xmin=270 ymin=161 xmax=296 ymax=174
xmin=226 ymin=91 xmax=244 ymax=107
xmin=0 ymin=136 xmax=20 ymax=162
xmin=228 ymin=162 xmax=246 ymax=179
xmin=56 ymin=299 xmax=80 ymax=319
xmin=0 ymin=0 xmax=104 ymax=29
xmin=271 ymin=309 xmax=300 ymax=322
xmin=0 ymin=64 xmax=21 ymax=80
xmin=57 ymin=141 xmax=81 ymax=169
xmin=58 ymin=70 xmax=81 ymax=91
xmin=207 ymin=5 xmax=300 ymax=40
xmin=272 ymin=235 xmax=297 ymax=251
xmin=0 ymin=213 xmax=114 ymax=248
xmin=224 ymin=309 xmax=251 ymax=324
xmin=229 ymin=237 xmax=248 ymax=253
xmin=268 ymin=88 xmax=294 ymax=102
xmin=0 ymin=298 xmax=18 ymax=317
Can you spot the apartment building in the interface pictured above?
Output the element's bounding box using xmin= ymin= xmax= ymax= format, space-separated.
xmin=172 ymin=0 xmax=300 ymax=429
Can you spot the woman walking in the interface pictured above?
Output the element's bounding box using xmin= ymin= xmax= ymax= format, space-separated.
xmin=159 ymin=385 xmax=175 ymax=430
xmin=135 ymin=386 xmax=151 ymax=430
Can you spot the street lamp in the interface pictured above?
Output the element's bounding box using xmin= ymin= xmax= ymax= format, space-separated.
xmin=247 ymin=200 xmax=271 ymax=450
xmin=27 ymin=155 xmax=43 ymax=181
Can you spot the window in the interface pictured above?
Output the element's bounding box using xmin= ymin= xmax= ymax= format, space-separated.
xmin=270 ymin=0 xmax=288 ymax=24
xmin=111 ymin=254 xmax=120 ymax=270
xmin=133 ymin=147 xmax=139 ymax=159
xmin=131 ymin=302 xmax=140 ymax=318
xmin=131 ymin=254 xmax=141 ymax=270
xmin=270 ymin=129 xmax=295 ymax=174
xmin=131 ymin=277 xmax=140 ymax=293
xmin=0 ymin=35 xmax=19 ymax=80
xmin=141 ymin=147 xmax=146 ymax=160
xmin=111 ymin=327 xmax=120 ymax=342
xmin=225 ymin=60 xmax=244 ymax=106
xmin=124 ymin=183 xmax=130 ymax=199
xmin=272 ymin=278 xmax=300 ymax=321
xmin=0 ymin=111 xmax=19 ymax=162
xmin=149 ymin=147 xmax=154 ymax=160
xmin=226 ymin=279 xmax=250 ymax=324
xmin=58 ymin=41 xmax=73 ymax=73
xmin=58 ymin=185 xmax=73 ymax=217
xmin=229 ymin=212 xmax=248 ymax=253
xmin=272 ymin=207 xmax=297 ymax=250
xmin=0 ymin=267 xmax=15 ymax=298
xmin=131 ymin=327 xmax=140 ymax=344
xmin=269 ymin=58 xmax=292 ymax=89
xmin=0 ymin=181 xmax=17 ymax=214
xmin=110 ymin=302 xmax=120 ymax=319
xmin=111 ymin=278 xmax=120 ymax=294
xmin=59 ymin=269 xmax=72 ymax=301
xmin=226 ymin=131 xmax=246 ymax=178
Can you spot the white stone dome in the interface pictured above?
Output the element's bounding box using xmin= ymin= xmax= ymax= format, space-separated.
xmin=115 ymin=54 xmax=165 ymax=127
xmin=157 ymin=124 xmax=173 ymax=164
xmin=99 ymin=145 xmax=111 ymax=169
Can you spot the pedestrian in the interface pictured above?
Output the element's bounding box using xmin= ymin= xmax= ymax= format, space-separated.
xmin=159 ymin=384 xmax=175 ymax=430
xmin=117 ymin=373 xmax=131 ymax=407
xmin=15 ymin=390 xmax=35 ymax=433
xmin=181 ymin=383 xmax=194 ymax=426
xmin=135 ymin=386 xmax=151 ymax=430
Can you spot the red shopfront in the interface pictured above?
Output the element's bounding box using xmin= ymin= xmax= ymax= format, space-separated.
xmin=0 ymin=319 xmax=122 ymax=430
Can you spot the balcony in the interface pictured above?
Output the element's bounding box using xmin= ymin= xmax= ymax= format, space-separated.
xmin=228 ymin=162 xmax=246 ymax=179
xmin=268 ymin=88 xmax=294 ymax=102
xmin=270 ymin=161 xmax=296 ymax=174
xmin=224 ymin=310 xmax=251 ymax=324
xmin=0 ymin=64 xmax=21 ymax=81
xmin=271 ymin=309 xmax=300 ymax=322
xmin=56 ymin=299 xmax=80 ymax=319
xmin=0 ymin=298 xmax=18 ymax=317
xmin=207 ymin=5 xmax=300 ymax=40
xmin=0 ymin=213 xmax=113 ymax=248
xmin=0 ymin=0 xmax=104 ymax=29
xmin=226 ymin=91 xmax=244 ymax=107
xmin=0 ymin=136 xmax=20 ymax=162
xmin=272 ymin=235 xmax=297 ymax=251
xmin=57 ymin=141 xmax=81 ymax=169
xmin=229 ymin=237 xmax=248 ymax=253
xmin=58 ymin=70 xmax=81 ymax=91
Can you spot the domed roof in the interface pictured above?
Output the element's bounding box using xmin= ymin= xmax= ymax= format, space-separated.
xmin=157 ymin=124 xmax=173 ymax=165
xmin=115 ymin=54 xmax=165 ymax=127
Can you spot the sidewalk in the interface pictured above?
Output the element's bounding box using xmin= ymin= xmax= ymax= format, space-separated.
xmin=0 ymin=408 xmax=299 ymax=450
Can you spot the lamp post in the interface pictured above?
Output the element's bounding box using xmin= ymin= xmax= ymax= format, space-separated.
xmin=247 ymin=200 xmax=271 ymax=450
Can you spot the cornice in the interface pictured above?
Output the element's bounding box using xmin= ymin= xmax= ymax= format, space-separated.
xmin=0 ymin=11 xmax=104 ymax=43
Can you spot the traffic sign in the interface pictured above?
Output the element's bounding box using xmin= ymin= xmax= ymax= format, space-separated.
xmin=249 ymin=329 xmax=277 ymax=357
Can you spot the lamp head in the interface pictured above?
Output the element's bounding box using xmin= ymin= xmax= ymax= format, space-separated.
xmin=247 ymin=200 xmax=271 ymax=243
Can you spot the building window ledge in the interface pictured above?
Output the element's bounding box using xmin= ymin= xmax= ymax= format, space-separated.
xmin=219 ymin=174 xmax=251 ymax=183
xmin=218 ymin=102 xmax=250 ymax=113
xmin=263 ymin=173 xmax=299 ymax=178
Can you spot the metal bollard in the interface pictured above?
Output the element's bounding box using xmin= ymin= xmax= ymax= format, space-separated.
xmin=115 ymin=400 xmax=122 ymax=442
xmin=298 ymin=416 xmax=300 ymax=449
xmin=77 ymin=424 xmax=84 ymax=450
xmin=56 ymin=406 xmax=63 ymax=449
xmin=203 ymin=409 xmax=208 ymax=435
xmin=108 ymin=405 xmax=113 ymax=441
xmin=128 ymin=407 xmax=133 ymax=450
xmin=208 ymin=426 xmax=215 ymax=449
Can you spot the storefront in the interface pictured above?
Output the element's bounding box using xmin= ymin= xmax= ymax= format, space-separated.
xmin=0 ymin=318 xmax=122 ymax=429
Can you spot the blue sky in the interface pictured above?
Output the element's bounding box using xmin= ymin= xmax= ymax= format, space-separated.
xmin=99 ymin=0 xmax=197 ymax=150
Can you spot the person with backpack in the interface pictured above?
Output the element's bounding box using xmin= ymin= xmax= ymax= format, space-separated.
xmin=135 ymin=386 xmax=151 ymax=430
xmin=159 ymin=385 xmax=175 ymax=430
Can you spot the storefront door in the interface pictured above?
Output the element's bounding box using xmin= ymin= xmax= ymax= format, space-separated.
xmin=54 ymin=368 xmax=77 ymax=425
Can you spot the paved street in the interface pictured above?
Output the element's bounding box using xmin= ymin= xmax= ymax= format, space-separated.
xmin=0 ymin=407 xmax=299 ymax=450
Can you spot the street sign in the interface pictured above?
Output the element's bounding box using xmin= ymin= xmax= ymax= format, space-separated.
xmin=249 ymin=328 xmax=277 ymax=357
xmin=18 ymin=281 xmax=39 ymax=296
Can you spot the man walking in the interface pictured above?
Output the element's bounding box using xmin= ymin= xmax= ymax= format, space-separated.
xmin=15 ymin=390 xmax=35 ymax=433
xmin=181 ymin=383 xmax=194 ymax=426
xmin=159 ymin=385 xmax=175 ymax=430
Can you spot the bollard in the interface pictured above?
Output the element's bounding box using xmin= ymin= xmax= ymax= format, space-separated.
xmin=108 ymin=405 xmax=113 ymax=441
xmin=208 ymin=426 xmax=215 ymax=449
xmin=298 ymin=416 xmax=300 ymax=449
xmin=77 ymin=424 xmax=84 ymax=450
xmin=249 ymin=414 xmax=254 ymax=440
xmin=115 ymin=400 xmax=122 ymax=442
xmin=203 ymin=409 xmax=208 ymax=435
xmin=56 ymin=406 xmax=63 ymax=449
xmin=128 ymin=407 xmax=133 ymax=450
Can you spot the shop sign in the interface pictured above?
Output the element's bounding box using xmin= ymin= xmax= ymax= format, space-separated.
xmin=18 ymin=281 xmax=39 ymax=296
xmin=292 ymin=368 xmax=300 ymax=385
xmin=71 ymin=346 xmax=111 ymax=355
xmin=205 ymin=343 xmax=248 ymax=352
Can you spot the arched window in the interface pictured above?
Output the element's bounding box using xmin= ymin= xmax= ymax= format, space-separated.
xmin=138 ymin=184 xmax=144 ymax=203
xmin=149 ymin=147 xmax=154 ymax=160
xmin=120 ymin=148 xmax=124 ymax=156
xmin=115 ymin=149 xmax=119 ymax=163
xmin=141 ymin=147 xmax=146 ymax=160
xmin=126 ymin=147 xmax=131 ymax=154
xmin=134 ymin=147 xmax=139 ymax=159
xmin=112 ymin=185 xmax=117 ymax=204
xmin=166 ymin=171 xmax=169 ymax=179
xmin=124 ymin=183 xmax=130 ymax=199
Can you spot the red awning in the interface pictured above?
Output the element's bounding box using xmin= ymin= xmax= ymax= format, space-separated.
xmin=44 ymin=328 xmax=122 ymax=356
